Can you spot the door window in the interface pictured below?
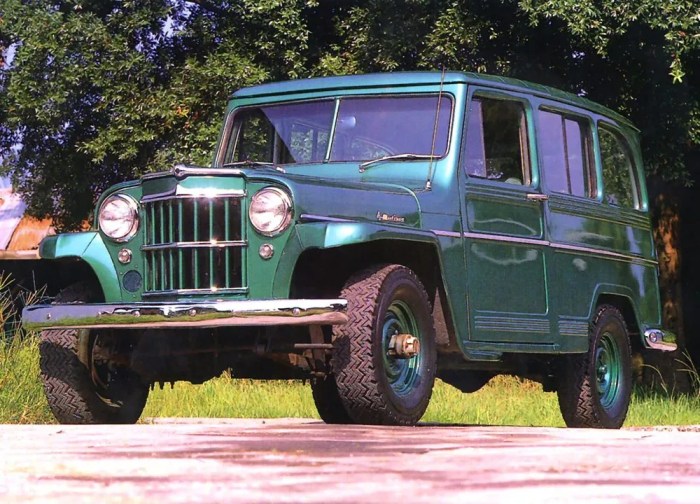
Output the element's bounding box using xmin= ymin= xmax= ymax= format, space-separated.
xmin=538 ymin=110 xmax=595 ymax=198
xmin=464 ymin=98 xmax=531 ymax=185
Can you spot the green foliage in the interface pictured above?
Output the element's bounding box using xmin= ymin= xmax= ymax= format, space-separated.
xmin=0 ymin=0 xmax=312 ymax=229
xmin=519 ymin=0 xmax=700 ymax=83
xmin=1 ymin=0 xmax=699 ymax=227
xmin=0 ymin=335 xmax=54 ymax=423
xmin=0 ymin=272 xmax=52 ymax=423
xmin=138 ymin=375 xmax=700 ymax=426
xmin=2 ymin=328 xmax=700 ymax=425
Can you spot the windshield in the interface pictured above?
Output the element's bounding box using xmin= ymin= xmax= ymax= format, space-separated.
xmin=220 ymin=94 xmax=453 ymax=165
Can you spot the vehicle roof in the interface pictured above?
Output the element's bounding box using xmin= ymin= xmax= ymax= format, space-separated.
xmin=232 ymin=71 xmax=636 ymax=130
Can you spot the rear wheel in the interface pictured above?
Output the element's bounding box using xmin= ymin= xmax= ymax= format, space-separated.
xmin=332 ymin=264 xmax=436 ymax=425
xmin=557 ymin=304 xmax=632 ymax=428
xmin=39 ymin=283 xmax=148 ymax=424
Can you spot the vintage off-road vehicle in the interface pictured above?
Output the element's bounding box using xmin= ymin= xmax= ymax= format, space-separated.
xmin=23 ymin=72 xmax=677 ymax=428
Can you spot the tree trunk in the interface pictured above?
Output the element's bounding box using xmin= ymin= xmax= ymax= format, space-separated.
xmin=646 ymin=180 xmax=689 ymax=392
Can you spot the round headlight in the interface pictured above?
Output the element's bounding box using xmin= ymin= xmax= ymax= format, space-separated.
xmin=99 ymin=194 xmax=139 ymax=242
xmin=249 ymin=187 xmax=293 ymax=237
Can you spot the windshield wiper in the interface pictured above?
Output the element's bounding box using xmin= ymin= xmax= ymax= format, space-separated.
xmin=221 ymin=160 xmax=275 ymax=168
xmin=359 ymin=153 xmax=439 ymax=173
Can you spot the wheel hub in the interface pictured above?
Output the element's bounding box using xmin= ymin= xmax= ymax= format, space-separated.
xmin=381 ymin=300 xmax=423 ymax=397
xmin=595 ymin=332 xmax=621 ymax=410
xmin=387 ymin=333 xmax=421 ymax=359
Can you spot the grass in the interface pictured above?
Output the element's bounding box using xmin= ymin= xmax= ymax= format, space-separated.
xmin=3 ymin=335 xmax=700 ymax=426
xmin=0 ymin=336 xmax=55 ymax=423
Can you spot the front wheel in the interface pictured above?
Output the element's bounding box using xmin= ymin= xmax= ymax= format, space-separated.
xmin=311 ymin=374 xmax=353 ymax=424
xmin=39 ymin=283 xmax=148 ymax=424
xmin=557 ymin=305 xmax=632 ymax=428
xmin=332 ymin=264 xmax=437 ymax=425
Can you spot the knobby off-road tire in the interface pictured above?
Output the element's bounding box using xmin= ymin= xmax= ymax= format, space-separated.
xmin=557 ymin=304 xmax=632 ymax=429
xmin=311 ymin=374 xmax=353 ymax=424
xmin=332 ymin=264 xmax=437 ymax=426
xmin=39 ymin=283 xmax=148 ymax=424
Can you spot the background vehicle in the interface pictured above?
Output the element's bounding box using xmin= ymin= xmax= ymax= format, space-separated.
xmin=23 ymin=72 xmax=676 ymax=427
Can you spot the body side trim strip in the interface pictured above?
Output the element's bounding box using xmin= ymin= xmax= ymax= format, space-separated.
xmin=299 ymin=214 xmax=353 ymax=223
xmin=429 ymin=229 xmax=658 ymax=266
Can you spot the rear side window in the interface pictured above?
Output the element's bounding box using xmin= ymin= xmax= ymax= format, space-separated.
xmin=464 ymin=98 xmax=531 ymax=185
xmin=538 ymin=110 xmax=595 ymax=198
xmin=598 ymin=126 xmax=640 ymax=208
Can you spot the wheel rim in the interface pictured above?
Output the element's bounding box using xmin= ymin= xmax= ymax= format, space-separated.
xmin=595 ymin=331 xmax=622 ymax=410
xmin=381 ymin=299 xmax=422 ymax=397
xmin=89 ymin=332 xmax=136 ymax=408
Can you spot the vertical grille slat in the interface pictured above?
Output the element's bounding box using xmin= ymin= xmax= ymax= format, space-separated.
xmin=142 ymin=195 xmax=245 ymax=296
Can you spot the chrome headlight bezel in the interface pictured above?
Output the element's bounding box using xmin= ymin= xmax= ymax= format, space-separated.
xmin=98 ymin=194 xmax=140 ymax=243
xmin=249 ymin=187 xmax=293 ymax=237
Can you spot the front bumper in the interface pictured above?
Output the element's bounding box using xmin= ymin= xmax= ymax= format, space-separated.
xmin=22 ymin=299 xmax=348 ymax=331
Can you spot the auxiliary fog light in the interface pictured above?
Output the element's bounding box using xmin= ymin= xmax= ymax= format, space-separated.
xmin=118 ymin=248 xmax=133 ymax=264
xmin=259 ymin=243 xmax=275 ymax=260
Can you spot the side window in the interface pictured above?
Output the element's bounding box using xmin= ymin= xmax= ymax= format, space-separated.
xmin=231 ymin=109 xmax=275 ymax=163
xmin=538 ymin=109 xmax=594 ymax=198
xmin=598 ymin=126 xmax=639 ymax=208
xmin=289 ymin=123 xmax=330 ymax=163
xmin=465 ymin=97 xmax=531 ymax=185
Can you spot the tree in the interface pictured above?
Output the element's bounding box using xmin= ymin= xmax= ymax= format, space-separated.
xmin=314 ymin=1 xmax=700 ymax=373
xmin=0 ymin=0 xmax=313 ymax=229
xmin=2 ymin=2 xmax=700 ymax=367
xmin=519 ymin=0 xmax=700 ymax=380
xmin=5 ymin=1 xmax=698 ymax=228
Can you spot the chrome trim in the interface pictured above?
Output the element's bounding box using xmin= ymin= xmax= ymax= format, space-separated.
xmin=141 ymin=165 xmax=245 ymax=181
xmin=526 ymin=193 xmax=549 ymax=202
xmin=142 ymin=240 xmax=247 ymax=251
xmin=22 ymin=299 xmax=348 ymax=331
xmin=429 ymin=229 xmax=658 ymax=266
xmin=141 ymin=287 xmax=249 ymax=297
xmin=644 ymin=329 xmax=677 ymax=352
xmin=552 ymin=242 xmax=658 ymax=266
xmin=463 ymin=231 xmax=547 ymax=248
xmin=175 ymin=186 xmax=247 ymax=198
xmin=249 ymin=187 xmax=293 ymax=237
xmin=142 ymin=190 xmax=246 ymax=204
xmin=432 ymin=230 xmax=462 ymax=238
xmin=299 ymin=214 xmax=353 ymax=223
xmin=99 ymin=194 xmax=140 ymax=243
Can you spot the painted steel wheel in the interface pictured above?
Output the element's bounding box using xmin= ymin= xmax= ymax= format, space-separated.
xmin=39 ymin=282 xmax=148 ymax=424
xmin=381 ymin=300 xmax=423 ymax=398
xmin=596 ymin=331 xmax=624 ymax=410
xmin=557 ymin=304 xmax=632 ymax=429
xmin=332 ymin=264 xmax=437 ymax=425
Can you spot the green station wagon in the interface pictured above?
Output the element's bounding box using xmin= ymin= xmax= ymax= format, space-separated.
xmin=23 ymin=72 xmax=677 ymax=428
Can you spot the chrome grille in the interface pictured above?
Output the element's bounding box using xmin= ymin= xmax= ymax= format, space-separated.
xmin=142 ymin=195 xmax=246 ymax=295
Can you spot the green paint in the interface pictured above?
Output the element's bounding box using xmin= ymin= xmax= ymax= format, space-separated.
xmin=32 ymin=71 xmax=667 ymax=362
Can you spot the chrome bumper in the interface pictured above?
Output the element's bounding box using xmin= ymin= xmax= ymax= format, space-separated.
xmin=644 ymin=329 xmax=677 ymax=352
xmin=22 ymin=299 xmax=348 ymax=331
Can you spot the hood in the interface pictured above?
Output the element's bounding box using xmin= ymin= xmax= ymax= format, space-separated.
xmin=138 ymin=164 xmax=422 ymax=228
xmin=248 ymin=170 xmax=423 ymax=228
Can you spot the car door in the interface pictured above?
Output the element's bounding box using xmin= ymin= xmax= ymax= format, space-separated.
xmin=462 ymin=90 xmax=552 ymax=344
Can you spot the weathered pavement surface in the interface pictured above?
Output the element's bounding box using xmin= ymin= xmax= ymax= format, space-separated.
xmin=1 ymin=420 xmax=699 ymax=503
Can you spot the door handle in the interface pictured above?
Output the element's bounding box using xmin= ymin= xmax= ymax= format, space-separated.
xmin=526 ymin=193 xmax=549 ymax=202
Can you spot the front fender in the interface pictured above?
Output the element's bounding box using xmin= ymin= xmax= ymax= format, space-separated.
xmin=295 ymin=221 xmax=438 ymax=250
xmin=272 ymin=221 xmax=441 ymax=297
xmin=39 ymin=233 xmax=122 ymax=302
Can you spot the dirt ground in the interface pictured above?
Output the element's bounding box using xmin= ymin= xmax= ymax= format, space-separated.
xmin=1 ymin=419 xmax=699 ymax=503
